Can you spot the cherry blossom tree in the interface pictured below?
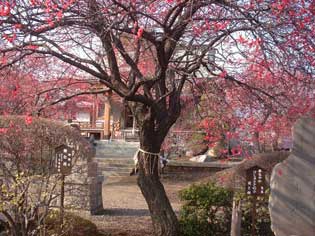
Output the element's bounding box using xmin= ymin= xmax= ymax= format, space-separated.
xmin=0 ymin=60 xmax=108 ymax=120
xmin=1 ymin=1 xmax=315 ymax=235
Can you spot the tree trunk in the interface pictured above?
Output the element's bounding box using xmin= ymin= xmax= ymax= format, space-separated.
xmin=253 ymin=131 xmax=261 ymax=153
xmin=137 ymin=140 xmax=180 ymax=236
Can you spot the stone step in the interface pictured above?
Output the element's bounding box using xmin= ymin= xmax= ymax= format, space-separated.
xmin=95 ymin=155 xmax=134 ymax=159
xmin=97 ymin=162 xmax=134 ymax=167
xmin=96 ymin=145 xmax=139 ymax=149
xmin=96 ymin=147 xmax=138 ymax=150
xmin=95 ymin=158 xmax=134 ymax=163
xmin=95 ymin=141 xmax=140 ymax=147
xmin=96 ymin=147 xmax=138 ymax=149
xmin=97 ymin=162 xmax=134 ymax=170
xmin=101 ymin=170 xmax=132 ymax=177
xmin=96 ymin=153 xmax=137 ymax=157
xmin=99 ymin=166 xmax=133 ymax=172
xmin=96 ymin=150 xmax=138 ymax=157
xmin=96 ymin=149 xmax=138 ymax=154
xmin=94 ymin=141 xmax=139 ymax=178
xmin=96 ymin=144 xmax=139 ymax=148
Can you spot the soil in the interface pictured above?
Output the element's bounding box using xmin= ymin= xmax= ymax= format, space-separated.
xmin=77 ymin=172 xmax=214 ymax=236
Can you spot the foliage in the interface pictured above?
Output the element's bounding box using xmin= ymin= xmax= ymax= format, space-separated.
xmin=186 ymin=132 xmax=208 ymax=155
xmin=0 ymin=65 xmax=98 ymax=119
xmin=234 ymin=192 xmax=274 ymax=236
xmin=0 ymin=115 xmax=92 ymax=236
xmin=162 ymin=130 xmax=208 ymax=158
xmin=179 ymin=183 xmax=274 ymax=236
xmin=45 ymin=210 xmax=104 ymax=236
xmin=179 ymin=183 xmax=233 ymax=236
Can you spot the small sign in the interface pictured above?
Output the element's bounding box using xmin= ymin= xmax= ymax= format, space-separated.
xmin=246 ymin=166 xmax=266 ymax=196
xmin=54 ymin=145 xmax=74 ymax=175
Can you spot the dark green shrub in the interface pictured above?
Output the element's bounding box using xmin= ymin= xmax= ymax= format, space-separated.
xmin=179 ymin=183 xmax=233 ymax=236
xmin=179 ymin=183 xmax=274 ymax=236
xmin=236 ymin=193 xmax=274 ymax=236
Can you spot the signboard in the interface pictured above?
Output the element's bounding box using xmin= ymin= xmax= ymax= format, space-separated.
xmin=54 ymin=145 xmax=74 ymax=176
xmin=246 ymin=166 xmax=266 ymax=196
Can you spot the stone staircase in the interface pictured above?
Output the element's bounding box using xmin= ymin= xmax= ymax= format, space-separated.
xmin=95 ymin=140 xmax=139 ymax=178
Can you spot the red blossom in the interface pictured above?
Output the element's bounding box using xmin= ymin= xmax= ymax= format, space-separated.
xmin=0 ymin=128 xmax=8 ymax=134
xmin=30 ymin=0 xmax=38 ymax=6
xmin=238 ymin=35 xmax=247 ymax=44
xmin=14 ymin=24 xmax=23 ymax=30
xmin=137 ymin=27 xmax=144 ymax=39
xmin=3 ymin=33 xmax=16 ymax=43
xmin=218 ymin=70 xmax=227 ymax=78
xmin=0 ymin=2 xmax=10 ymax=16
xmin=25 ymin=115 xmax=33 ymax=125
xmin=56 ymin=10 xmax=63 ymax=21
xmin=0 ymin=56 xmax=7 ymax=65
xmin=26 ymin=45 xmax=39 ymax=50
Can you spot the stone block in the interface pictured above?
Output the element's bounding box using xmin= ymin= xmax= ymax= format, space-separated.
xmin=269 ymin=118 xmax=315 ymax=236
xmin=62 ymin=159 xmax=104 ymax=214
xmin=87 ymin=161 xmax=98 ymax=177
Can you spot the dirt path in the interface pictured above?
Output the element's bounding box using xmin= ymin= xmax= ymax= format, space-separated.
xmin=78 ymin=173 xmax=212 ymax=236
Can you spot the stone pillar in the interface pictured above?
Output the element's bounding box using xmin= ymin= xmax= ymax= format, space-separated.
xmin=88 ymin=161 xmax=104 ymax=215
xmin=63 ymin=160 xmax=105 ymax=215
xmin=269 ymin=117 xmax=315 ymax=236
xmin=103 ymin=99 xmax=111 ymax=139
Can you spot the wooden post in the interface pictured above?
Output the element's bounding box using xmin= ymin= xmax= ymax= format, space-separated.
xmin=251 ymin=196 xmax=257 ymax=236
xmin=91 ymin=96 xmax=97 ymax=128
xmin=231 ymin=197 xmax=242 ymax=236
xmin=54 ymin=145 xmax=73 ymax=233
xmin=60 ymin=174 xmax=65 ymax=230
xmin=103 ymin=100 xmax=111 ymax=139
xmin=245 ymin=166 xmax=266 ymax=236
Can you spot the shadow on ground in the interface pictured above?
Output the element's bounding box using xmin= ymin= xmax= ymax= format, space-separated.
xmin=97 ymin=208 xmax=150 ymax=217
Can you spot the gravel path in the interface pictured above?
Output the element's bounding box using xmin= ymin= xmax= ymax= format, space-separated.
xmin=78 ymin=173 xmax=212 ymax=236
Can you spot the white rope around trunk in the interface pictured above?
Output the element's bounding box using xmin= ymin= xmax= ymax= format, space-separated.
xmin=138 ymin=148 xmax=160 ymax=156
xmin=138 ymin=148 xmax=160 ymax=175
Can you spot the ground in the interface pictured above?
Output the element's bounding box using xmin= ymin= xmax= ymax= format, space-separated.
xmin=78 ymin=172 xmax=214 ymax=236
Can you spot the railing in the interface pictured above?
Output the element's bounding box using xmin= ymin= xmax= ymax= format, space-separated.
xmin=72 ymin=120 xmax=140 ymax=141
xmin=72 ymin=121 xmax=104 ymax=129
xmin=121 ymin=129 xmax=139 ymax=141
xmin=111 ymin=128 xmax=139 ymax=141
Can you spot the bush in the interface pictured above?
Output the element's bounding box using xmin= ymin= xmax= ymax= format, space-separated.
xmin=0 ymin=115 xmax=93 ymax=236
xmin=179 ymin=183 xmax=274 ymax=236
xmin=236 ymin=193 xmax=274 ymax=236
xmin=45 ymin=211 xmax=103 ymax=236
xmin=179 ymin=183 xmax=233 ymax=236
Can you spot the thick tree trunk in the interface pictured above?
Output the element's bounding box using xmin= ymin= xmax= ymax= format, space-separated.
xmin=137 ymin=139 xmax=180 ymax=236
xmin=138 ymin=172 xmax=180 ymax=236
xmin=131 ymin=98 xmax=182 ymax=236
